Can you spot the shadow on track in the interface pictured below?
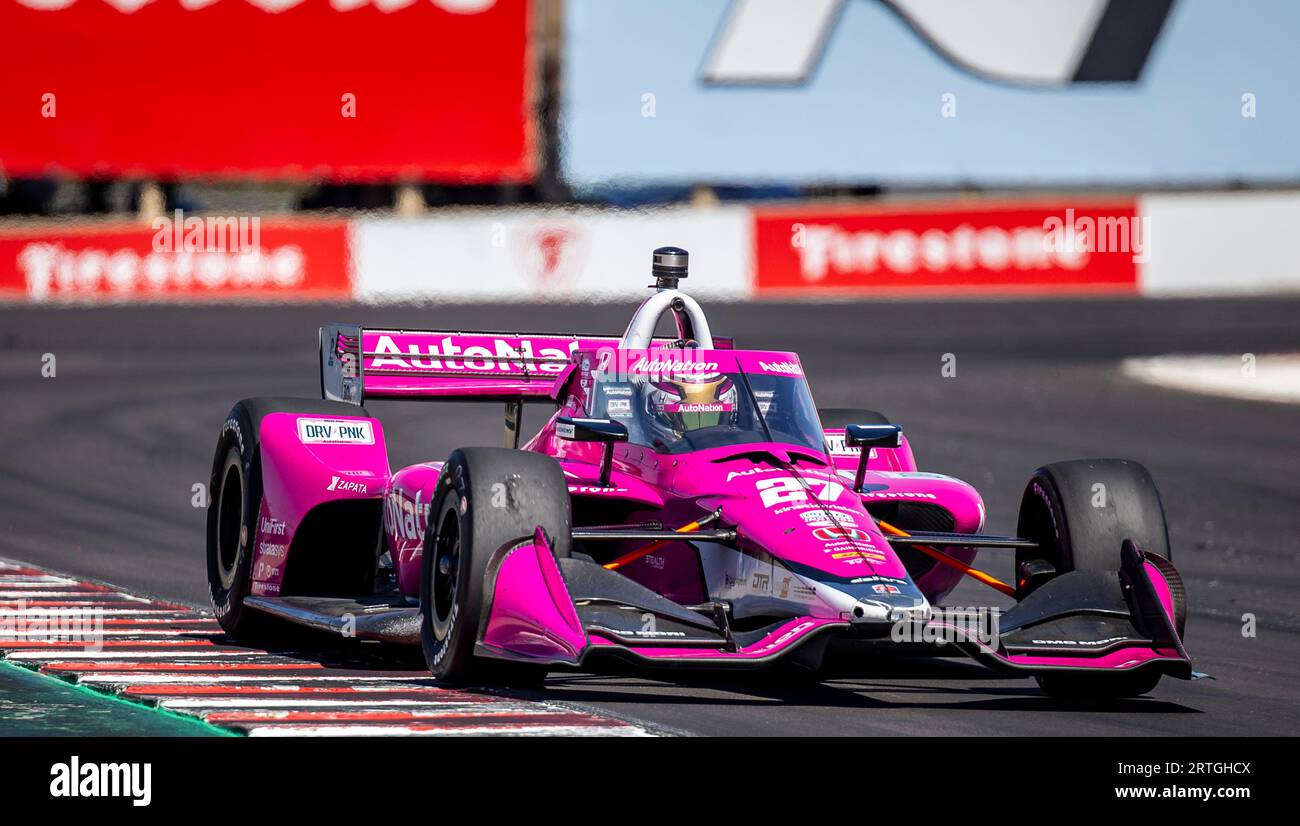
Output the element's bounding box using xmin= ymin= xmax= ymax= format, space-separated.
xmin=221 ymin=621 xmax=1202 ymax=717
xmin=526 ymin=653 xmax=1203 ymax=717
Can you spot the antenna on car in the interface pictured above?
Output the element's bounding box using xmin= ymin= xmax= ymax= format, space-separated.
xmin=623 ymin=245 xmax=713 ymax=349
xmin=651 ymin=246 xmax=689 ymax=290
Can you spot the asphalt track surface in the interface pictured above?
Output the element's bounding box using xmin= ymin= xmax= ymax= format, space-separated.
xmin=1 ymin=295 xmax=1298 ymax=736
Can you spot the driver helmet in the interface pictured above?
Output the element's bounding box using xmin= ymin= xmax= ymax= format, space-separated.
xmin=643 ymin=369 xmax=738 ymax=433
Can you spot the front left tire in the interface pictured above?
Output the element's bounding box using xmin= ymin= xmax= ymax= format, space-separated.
xmin=420 ymin=447 xmax=571 ymax=686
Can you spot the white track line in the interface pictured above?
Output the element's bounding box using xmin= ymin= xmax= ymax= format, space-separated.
xmin=158 ymin=698 xmax=504 ymax=710
xmin=200 ymin=708 xmax=597 ymax=721
xmin=98 ymin=619 xmax=220 ymax=624
xmin=76 ymin=675 xmax=431 ymax=685
xmin=0 ymin=577 xmax=79 ymax=585
xmin=4 ymin=650 xmax=265 ymax=660
xmin=0 ymin=595 xmax=153 ymax=604
xmin=0 ymin=591 xmax=117 ymax=598
xmin=133 ymin=684 xmax=452 ymax=693
xmin=35 ymin=657 xmax=321 ymax=668
xmin=1 ymin=630 xmax=220 ymax=637
xmin=245 ymin=724 xmax=650 ymax=737
xmin=0 ymin=609 xmax=198 ymax=617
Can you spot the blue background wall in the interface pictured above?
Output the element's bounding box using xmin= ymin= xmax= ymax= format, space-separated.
xmin=561 ymin=0 xmax=1300 ymax=188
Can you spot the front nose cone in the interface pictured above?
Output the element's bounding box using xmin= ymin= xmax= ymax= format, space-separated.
xmin=849 ymin=599 xmax=931 ymax=626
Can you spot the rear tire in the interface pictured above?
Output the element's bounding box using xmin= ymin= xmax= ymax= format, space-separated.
xmin=1015 ymin=459 xmax=1177 ymax=699
xmin=208 ymin=439 xmax=259 ymax=635
xmin=420 ymin=448 xmax=571 ymax=687
xmin=205 ymin=397 xmax=371 ymax=636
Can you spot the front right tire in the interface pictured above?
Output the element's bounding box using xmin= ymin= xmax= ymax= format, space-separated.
xmin=1015 ymin=458 xmax=1177 ymax=699
xmin=1016 ymin=458 xmax=1171 ymax=574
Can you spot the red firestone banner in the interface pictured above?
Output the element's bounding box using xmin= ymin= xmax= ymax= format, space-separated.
xmin=753 ymin=202 xmax=1142 ymax=296
xmin=0 ymin=217 xmax=352 ymax=301
xmin=0 ymin=0 xmax=533 ymax=182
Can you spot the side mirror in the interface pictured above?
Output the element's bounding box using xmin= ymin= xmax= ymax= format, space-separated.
xmin=844 ymin=424 xmax=902 ymax=450
xmin=842 ymin=424 xmax=903 ymax=492
xmin=556 ymin=417 xmax=628 ymax=486
xmin=556 ymin=417 xmax=628 ymax=444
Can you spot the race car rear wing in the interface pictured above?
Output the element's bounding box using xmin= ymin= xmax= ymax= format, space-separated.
xmin=320 ymin=323 xmax=733 ymax=405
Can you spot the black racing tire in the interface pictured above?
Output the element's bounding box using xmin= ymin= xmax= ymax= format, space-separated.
xmin=1015 ymin=459 xmax=1176 ymax=699
xmin=206 ymin=397 xmax=370 ymax=636
xmin=817 ymin=407 xmax=892 ymax=427
xmin=1016 ymin=459 xmax=1170 ymax=574
xmin=420 ymin=448 xmax=571 ymax=687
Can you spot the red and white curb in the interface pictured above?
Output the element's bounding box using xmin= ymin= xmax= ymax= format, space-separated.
xmin=0 ymin=559 xmax=652 ymax=737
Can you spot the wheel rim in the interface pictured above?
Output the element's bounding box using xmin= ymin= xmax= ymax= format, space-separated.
xmin=215 ymin=455 xmax=244 ymax=590
xmin=431 ymin=506 xmax=461 ymax=641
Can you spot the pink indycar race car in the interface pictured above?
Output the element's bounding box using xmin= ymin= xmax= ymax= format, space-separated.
xmin=206 ymin=247 xmax=1192 ymax=697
